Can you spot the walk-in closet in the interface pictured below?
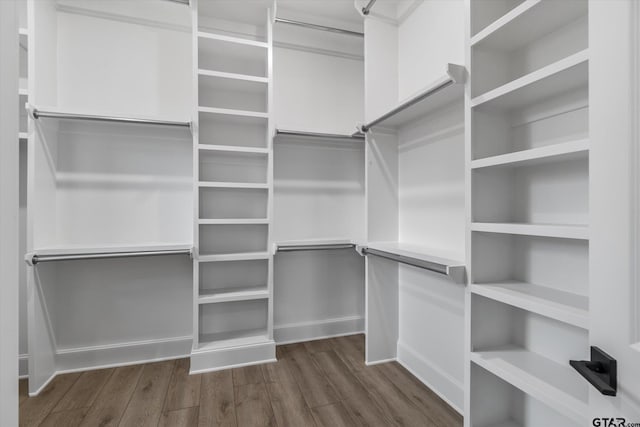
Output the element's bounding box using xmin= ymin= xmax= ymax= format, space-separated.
xmin=2 ymin=0 xmax=640 ymax=426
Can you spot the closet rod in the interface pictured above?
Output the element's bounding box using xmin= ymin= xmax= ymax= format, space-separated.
xmin=275 ymin=129 xmax=365 ymax=140
xmin=276 ymin=243 xmax=356 ymax=252
xmin=28 ymin=249 xmax=192 ymax=265
xmin=362 ymin=0 xmax=378 ymax=15
xmin=361 ymin=78 xmax=455 ymax=132
xmin=31 ymin=108 xmax=191 ymax=128
xmin=362 ymin=247 xmax=448 ymax=275
xmin=274 ymin=17 xmax=364 ymax=38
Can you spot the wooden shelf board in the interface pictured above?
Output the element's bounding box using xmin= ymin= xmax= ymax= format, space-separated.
xmin=197 ymin=31 xmax=268 ymax=49
xmin=198 ymin=144 xmax=268 ymax=155
xmin=198 ymin=218 xmax=269 ymax=225
xmin=199 ymin=286 xmax=269 ymax=304
xmin=470 ymin=346 xmax=589 ymax=424
xmin=198 ymin=106 xmax=268 ymax=120
xmin=471 ymin=223 xmax=588 ymax=240
xmin=471 ymin=0 xmax=587 ymax=50
xmin=198 ymin=181 xmax=269 ymax=190
xmin=198 ymin=69 xmax=267 ymax=84
xmin=471 ymin=50 xmax=588 ymax=110
xmin=196 ymin=329 xmax=271 ymax=352
xmin=198 ymin=252 xmax=270 ymax=262
xmin=470 ymin=282 xmax=589 ymax=329
xmin=471 ymin=139 xmax=589 ymax=169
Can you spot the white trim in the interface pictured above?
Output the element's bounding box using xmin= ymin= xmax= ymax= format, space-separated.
xmin=273 ymin=315 xmax=364 ymax=344
xmin=190 ymin=358 xmax=277 ymax=375
xmin=190 ymin=340 xmax=276 ymax=373
xmin=365 ymin=357 xmax=396 ymax=366
xmin=19 ymin=354 xmax=28 ymax=378
xmin=28 ymin=371 xmax=57 ymax=397
xmin=632 ymin=0 xmax=640 ymax=348
xmin=273 ymin=41 xmax=364 ymax=62
xmin=55 ymin=335 xmax=192 ymax=373
xmin=397 ymin=341 xmax=464 ymax=414
xmin=276 ymin=330 xmax=365 ymax=346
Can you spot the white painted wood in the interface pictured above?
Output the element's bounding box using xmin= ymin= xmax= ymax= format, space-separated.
xmin=470 ymin=282 xmax=588 ymax=329
xmin=198 ymin=144 xmax=269 ymax=154
xmin=198 ymin=181 xmax=269 ymax=189
xmin=199 ymin=287 xmax=269 ymax=304
xmin=198 ymin=106 xmax=269 ymax=119
xmin=470 ymin=0 xmax=586 ymax=50
xmin=197 ymin=30 xmax=269 ymax=48
xmin=471 ymin=139 xmax=589 ymax=169
xmin=589 ymin=0 xmax=640 ymax=419
xmin=470 ymin=346 xmax=588 ymax=424
xmin=274 ymin=316 xmax=364 ymax=344
xmin=471 ymin=49 xmax=588 ymax=109
xmin=0 ymin=0 xmax=19 ymax=421
xmin=471 ymin=222 xmax=588 ymax=240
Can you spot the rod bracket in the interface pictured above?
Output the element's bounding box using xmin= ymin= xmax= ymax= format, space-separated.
xmin=570 ymin=346 xmax=617 ymax=396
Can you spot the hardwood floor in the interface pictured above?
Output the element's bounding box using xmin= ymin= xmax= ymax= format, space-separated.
xmin=19 ymin=335 xmax=463 ymax=427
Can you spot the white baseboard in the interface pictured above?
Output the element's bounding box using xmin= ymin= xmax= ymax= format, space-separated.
xmin=397 ymin=342 xmax=464 ymax=414
xmin=55 ymin=335 xmax=192 ymax=373
xmin=19 ymin=354 xmax=28 ymax=378
xmin=274 ymin=315 xmax=364 ymax=344
xmin=190 ymin=340 xmax=276 ymax=374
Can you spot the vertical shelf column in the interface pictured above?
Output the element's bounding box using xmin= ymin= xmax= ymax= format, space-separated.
xmin=190 ymin=0 xmax=276 ymax=373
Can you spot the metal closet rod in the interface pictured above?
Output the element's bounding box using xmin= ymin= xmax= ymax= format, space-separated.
xmin=274 ymin=17 xmax=364 ymax=38
xmin=362 ymin=248 xmax=449 ymax=275
xmin=361 ymin=79 xmax=455 ymax=132
xmin=362 ymin=0 xmax=378 ymax=15
xmin=277 ymin=243 xmax=356 ymax=253
xmin=29 ymin=249 xmax=192 ymax=265
xmin=31 ymin=108 xmax=191 ymax=128
xmin=276 ymin=129 xmax=365 ymax=140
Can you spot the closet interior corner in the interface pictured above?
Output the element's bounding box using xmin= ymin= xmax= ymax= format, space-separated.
xmin=14 ymin=0 xmax=605 ymax=425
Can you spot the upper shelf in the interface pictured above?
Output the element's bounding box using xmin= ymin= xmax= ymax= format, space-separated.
xmin=471 ymin=0 xmax=587 ymax=50
xmin=471 ymin=50 xmax=588 ymax=111
xmin=359 ymin=242 xmax=466 ymax=284
xmin=29 ymin=105 xmax=192 ymax=130
xmin=361 ymin=64 xmax=466 ymax=132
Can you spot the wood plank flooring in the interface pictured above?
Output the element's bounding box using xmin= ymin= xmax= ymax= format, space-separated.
xmin=19 ymin=335 xmax=462 ymax=427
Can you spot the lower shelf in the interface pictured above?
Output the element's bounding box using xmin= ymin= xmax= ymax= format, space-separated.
xmin=199 ymin=286 xmax=269 ymax=304
xmin=470 ymin=282 xmax=588 ymax=329
xmin=197 ymin=329 xmax=270 ymax=352
xmin=198 ymin=252 xmax=270 ymax=262
xmin=470 ymin=346 xmax=588 ymax=425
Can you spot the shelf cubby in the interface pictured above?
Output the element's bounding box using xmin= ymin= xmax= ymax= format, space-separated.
xmin=470 ymin=139 xmax=588 ymax=170
xmin=470 ymin=294 xmax=589 ymax=425
xmin=199 ymin=224 xmax=269 ymax=257
xmin=471 ymin=75 xmax=588 ymax=160
xmin=198 ymin=112 xmax=268 ymax=148
xmin=472 ymin=155 xmax=588 ymax=226
xmin=198 ymin=299 xmax=269 ymax=348
xmin=199 ymin=150 xmax=268 ymax=184
xmin=198 ymin=72 xmax=268 ymax=113
xmin=471 ymin=232 xmax=588 ymax=306
xmin=199 ymin=258 xmax=268 ymax=304
xmin=199 ymin=187 xmax=268 ymax=220
xmin=470 ymin=0 xmax=525 ymax=38
xmin=470 ymin=363 xmax=583 ymax=427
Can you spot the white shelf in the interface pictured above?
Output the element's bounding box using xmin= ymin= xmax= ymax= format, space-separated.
xmin=362 ymin=64 xmax=465 ymax=131
xmin=197 ymin=31 xmax=268 ymax=48
xmin=471 ymin=0 xmax=587 ymax=50
xmin=198 ymin=106 xmax=268 ymax=120
xmin=19 ymin=132 xmax=28 ymax=140
xmin=199 ymin=286 xmax=269 ymax=304
xmin=470 ymin=282 xmax=588 ymax=329
xmin=198 ymin=69 xmax=267 ymax=84
xmin=471 ymin=139 xmax=589 ymax=169
xmin=471 ymin=223 xmax=588 ymax=240
xmin=196 ymin=329 xmax=271 ymax=352
xmin=19 ymin=88 xmax=28 ymax=97
xmin=363 ymin=242 xmax=465 ymax=284
xmin=18 ymin=27 xmax=28 ymax=37
xmin=31 ymin=243 xmax=192 ymax=257
xmin=198 ymin=144 xmax=268 ymax=155
xmin=471 ymin=50 xmax=588 ymax=110
xmin=470 ymin=346 xmax=589 ymax=425
xmin=198 ymin=181 xmax=268 ymax=189
xmin=198 ymin=252 xmax=270 ymax=263
xmin=274 ymin=238 xmax=357 ymax=254
xmin=198 ymin=218 xmax=269 ymax=225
